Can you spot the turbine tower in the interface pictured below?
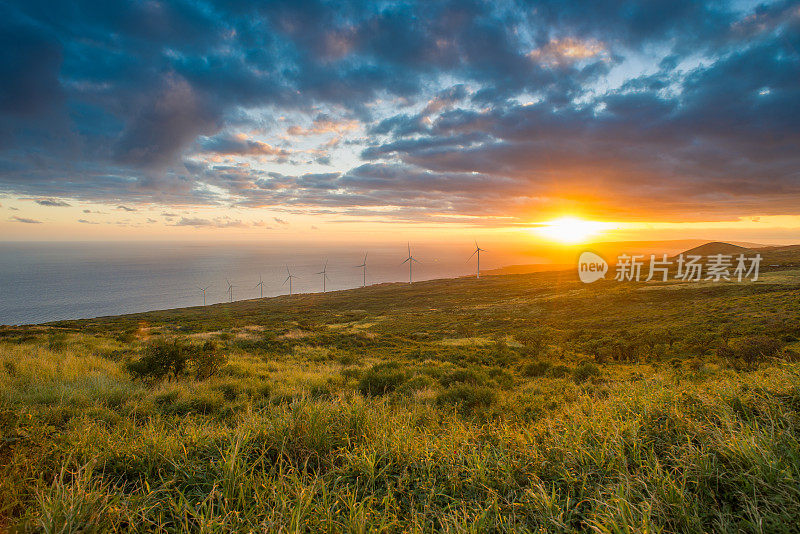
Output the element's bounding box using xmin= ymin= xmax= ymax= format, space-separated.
xmin=283 ymin=266 xmax=297 ymax=296
xmin=196 ymin=286 xmax=209 ymax=306
xmin=255 ymin=274 xmax=264 ymax=298
xmin=315 ymin=260 xmax=329 ymax=293
xmin=402 ymin=243 xmax=419 ymax=284
xmin=467 ymin=241 xmax=486 ymax=279
xmin=355 ymin=253 xmax=367 ymax=287
xmin=226 ymin=279 xmax=235 ymax=302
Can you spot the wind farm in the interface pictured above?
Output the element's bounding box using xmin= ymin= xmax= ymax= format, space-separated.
xmin=186 ymin=243 xmax=488 ymax=308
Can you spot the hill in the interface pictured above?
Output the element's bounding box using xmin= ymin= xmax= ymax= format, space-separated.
xmin=2 ymin=269 xmax=800 ymax=531
xmin=675 ymin=241 xmax=755 ymax=257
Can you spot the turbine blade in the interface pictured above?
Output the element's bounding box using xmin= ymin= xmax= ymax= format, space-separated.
xmin=401 ymin=257 xmax=410 ymax=264
xmin=467 ymin=249 xmax=477 ymax=261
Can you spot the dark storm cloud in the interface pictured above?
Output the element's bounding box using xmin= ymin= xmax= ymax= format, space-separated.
xmin=0 ymin=0 xmax=798 ymax=221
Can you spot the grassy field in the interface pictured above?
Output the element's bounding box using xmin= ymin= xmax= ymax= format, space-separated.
xmin=2 ymin=268 xmax=800 ymax=532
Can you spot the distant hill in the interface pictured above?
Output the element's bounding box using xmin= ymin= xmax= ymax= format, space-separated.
xmin=676 ymin=242 xmax=755 ymax=258
xmin=487 ymin=240 xmax=800 ymax=276
xmin=674 ymin=242 xmax=800 ymax=267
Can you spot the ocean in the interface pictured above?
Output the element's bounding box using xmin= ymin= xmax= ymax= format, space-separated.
xmin=0 ymin=241 xmax=514 ymax=325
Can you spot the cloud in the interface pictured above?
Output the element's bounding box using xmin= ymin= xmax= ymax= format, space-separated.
xmin=10 ymin=215 xmax=42 ymax=223
xmin=35 ymin=198 xmax=71 ymax=207
xmin=273 ymin=217 xmax=289 ymax=225
xmin=527 ymin=38 xmax=608 ymax=66
xmin=198 ymin=133 xmax=289 ymax=158
xmin=0 ymin=0 xmax=796 ymax=223
xmin=286 ymin=115 xmax=359 ymax=136
xmin=117 ymin=205 xmax=137 ymax=212
xmin=173 ymin=216 xmax=247 ymax=228
xmin=77 ymin=218 xmax=99 ymax=224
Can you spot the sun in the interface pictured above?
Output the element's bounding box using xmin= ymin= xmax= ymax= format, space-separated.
xmin=535 ymin=216 xmax=613 ymax=244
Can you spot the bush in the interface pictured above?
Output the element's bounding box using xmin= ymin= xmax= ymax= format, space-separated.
xmin=731 ymin=336 xmax=782 ymax=366
xmin=521 ymin=360 xmax=552 ymax=377
xmin=358 ymin=363 xmax=407 ymax=396
xmin=193 ymin=343 xmax=228 ymax=380
xmin=487 ymin=367 xmax=514 ymax=389
xmin=436 ymin=385 xmax=497 ymax=411
xmin=573 ymin=361 xmax=602 ymax=383
xmin=439 ymin=368 xmax=486 ymax=387
xmin=516 ymin=328 xmax=547 ymax=357
xmin=398 ymin=375 xmax=434 ymax=394
xmin=127 ymin=340 xmax=189 ymax=380
xmin=549 ymin=364 xmax=572 ymax=378
xmin=127 ymin=340 xmax=226 ymax=381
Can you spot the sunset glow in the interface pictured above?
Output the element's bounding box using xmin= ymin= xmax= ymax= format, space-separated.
xmin=535 ymin=217 xmax=615 ymax=244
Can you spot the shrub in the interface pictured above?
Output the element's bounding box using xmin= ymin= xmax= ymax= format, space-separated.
xmin=549 ymin=364 xmax=571 ymax=378
xmin=521 ymin=360 xmax=552 ymax=377
xmin=487 ymin=366 xmax=514 ymax=389
xmin=127 ymin=340 xmax=189 ymax=380
xmin=192 ymin=345 xmax=228 ymax=380
xmin=731 ymin=336 xmax=782 ymax=366
xmin=573 ymin=361 xmax=602 ymax=383
xmin=127 ymin=340 xmax=227 ymax=380
xmin=214 ymin=381 xmax=239 ymax=401
xmin=398 ymin=375 xmax=434 ymax=394
xmin=358 ymin=363 xmax=407 ymax=396
xmin=516 ymin=328 xmax=547 ymax=357
xmin=439 ymin=368 xmax=486 ymax=387
xmin=436 ymin=385 xmax=498 ymax=411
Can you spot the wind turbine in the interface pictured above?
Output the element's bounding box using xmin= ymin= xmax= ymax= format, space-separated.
xmin=355 ymin=252 xmax=367 ymax=287
xmin=402 ymin=243 xmax=419 ymax=284
xmin=226 ymin=279 xmax=235 ymax=302
xmin=255 ymin=274 xmax=264 ymax=298
xmin=283 ymin=266 xmax=298 ymax=296
xmin=315 ymin=260 xmax=329 ymax=293
xmin=196 ymin=286 xmax=209 ymax=306
xmin=467 ymin=241 xmax=486 ymax=279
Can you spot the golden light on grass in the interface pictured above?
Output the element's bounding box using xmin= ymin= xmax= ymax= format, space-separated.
xmin=534 ymin=216 xmax=615 ymax=244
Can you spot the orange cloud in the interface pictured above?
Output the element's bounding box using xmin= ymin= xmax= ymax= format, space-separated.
xmin=527 ymin=37 xmax=606 ymax=66
xmin=286 ymin=117 xmax=359 ymax=136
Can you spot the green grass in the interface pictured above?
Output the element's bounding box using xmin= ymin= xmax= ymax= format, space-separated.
xmin=1 ymin=269 xmax=800 ymax=532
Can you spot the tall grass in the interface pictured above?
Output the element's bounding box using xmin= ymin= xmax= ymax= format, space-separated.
xmin=2 ymin=338 xmax=799 ymax=532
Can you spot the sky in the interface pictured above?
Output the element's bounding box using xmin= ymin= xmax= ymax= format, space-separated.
xmin=1 ymin=0 xmax=799 ymax=246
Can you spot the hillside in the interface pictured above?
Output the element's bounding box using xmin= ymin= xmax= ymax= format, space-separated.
xmin=677 ymin=241 xmax=755 ymax=257
xmin=2 ymin=269 xmax=800 ymax=532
